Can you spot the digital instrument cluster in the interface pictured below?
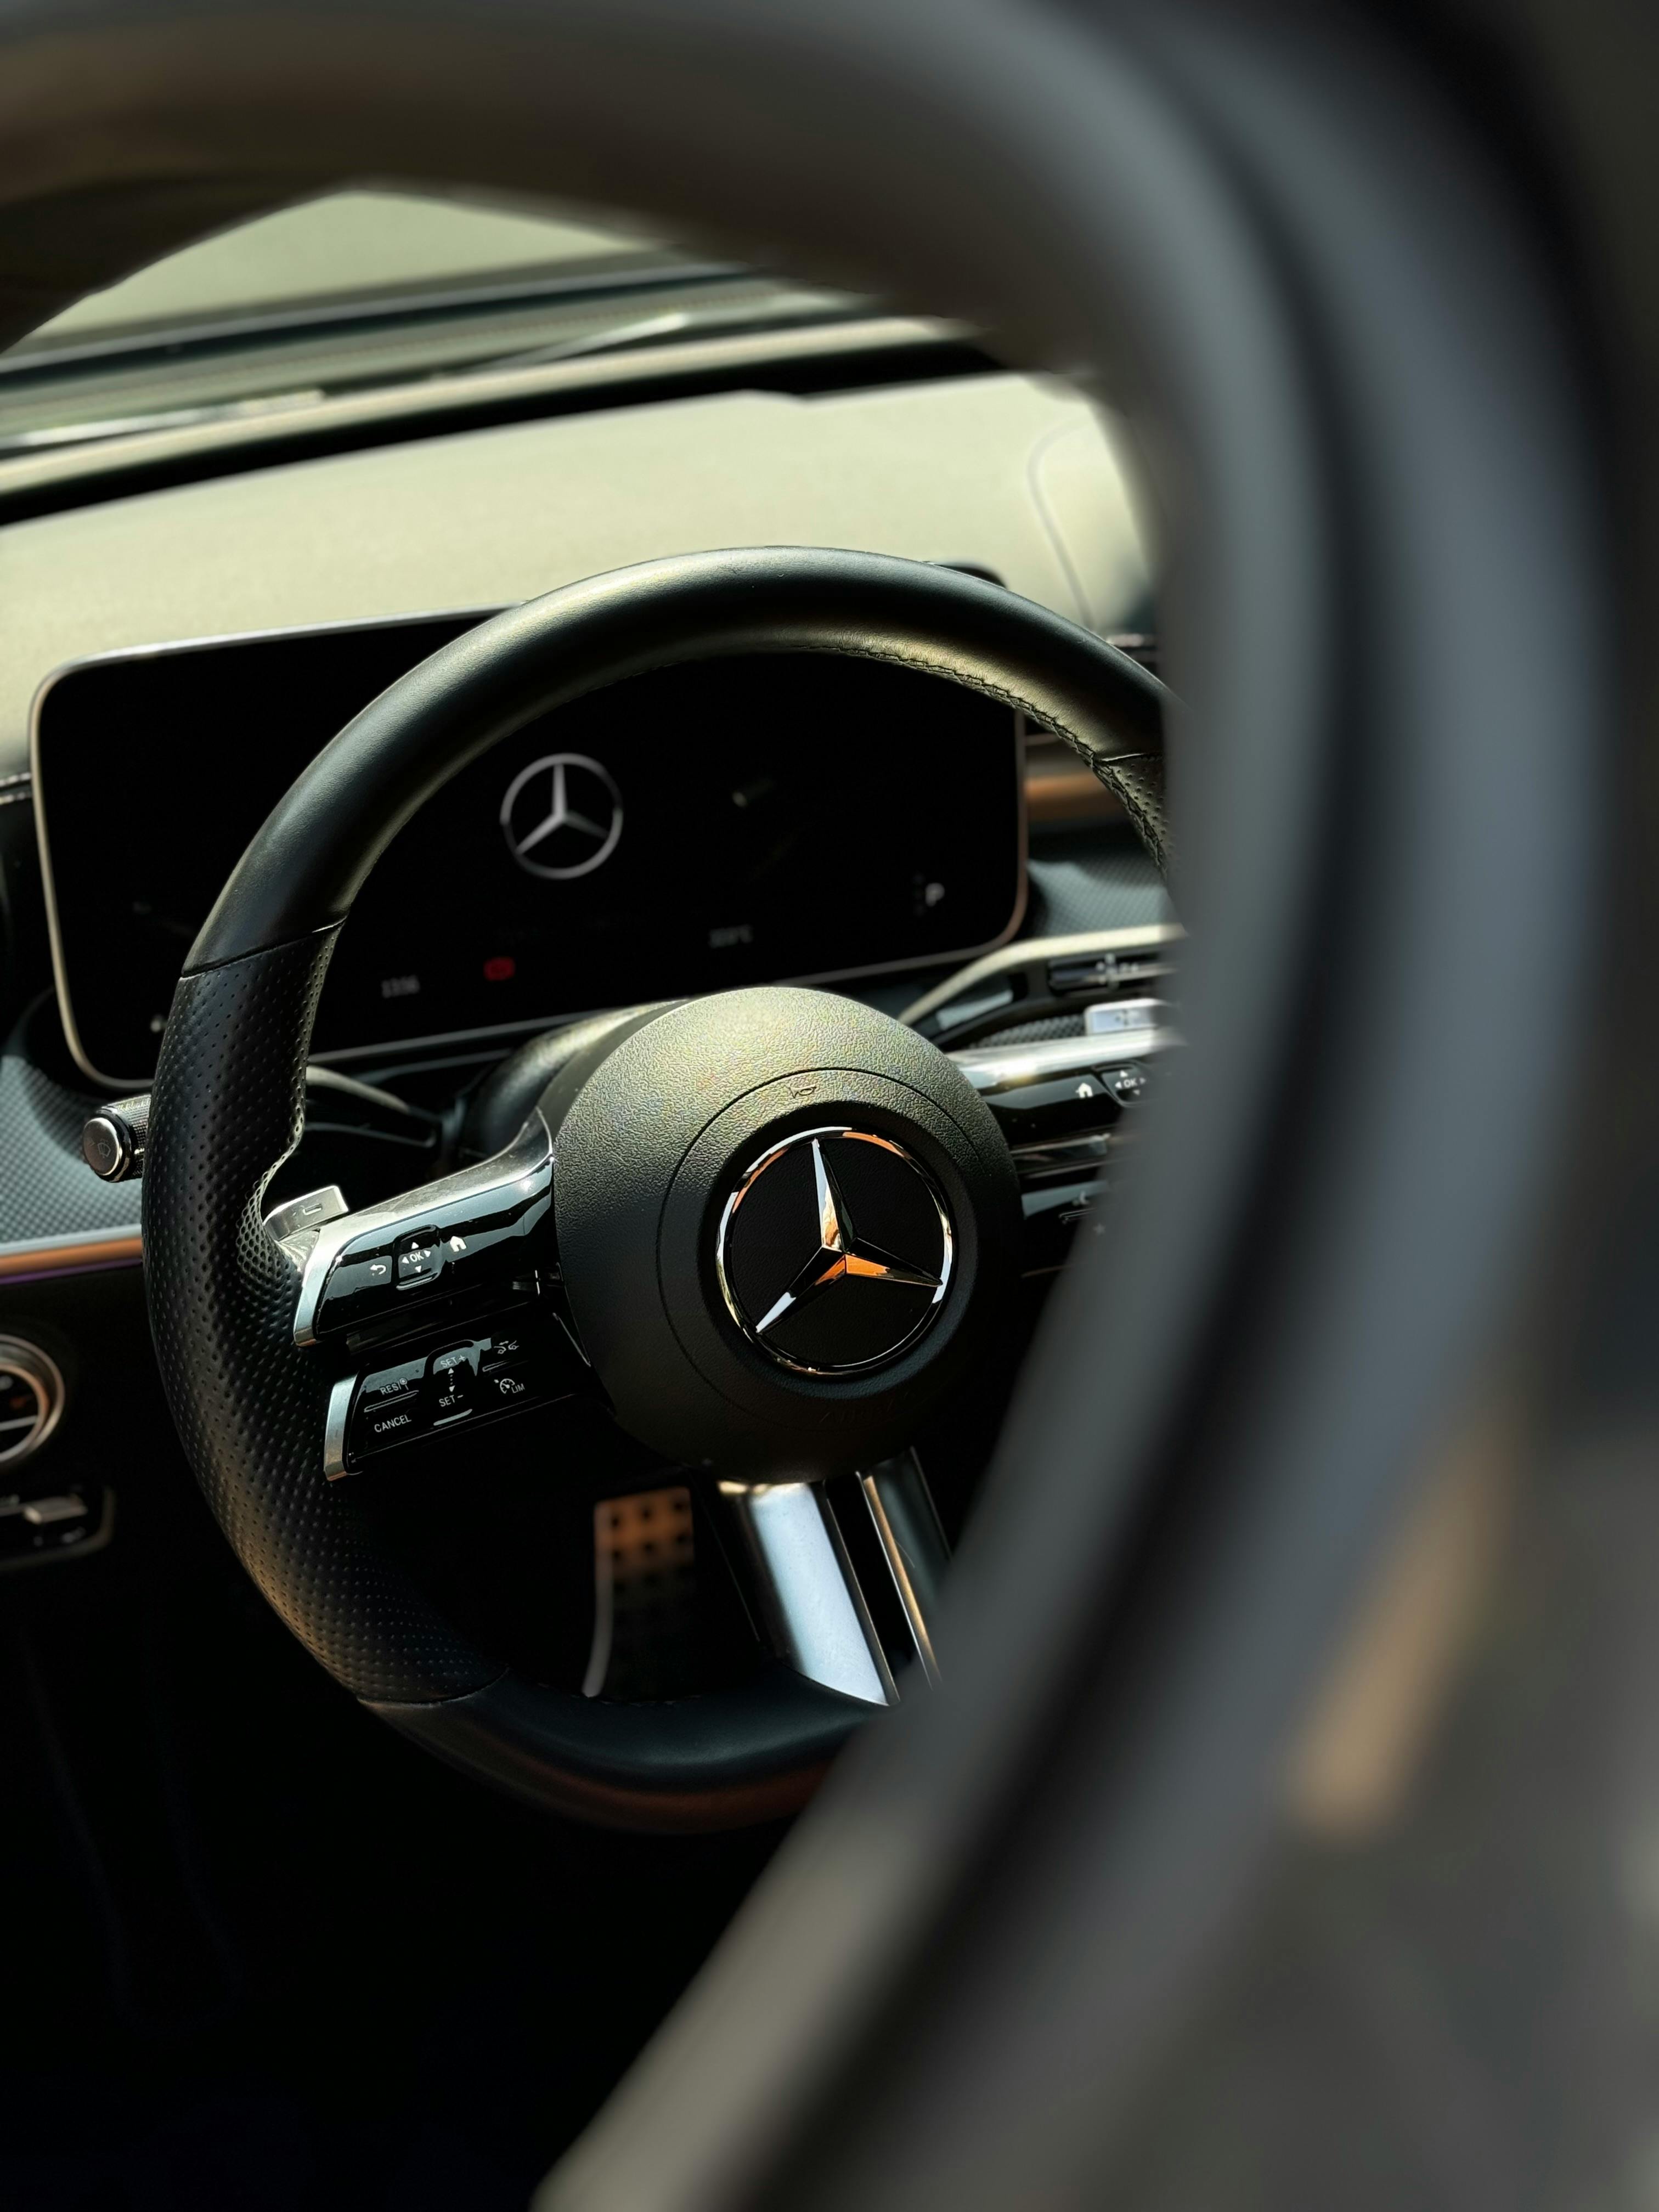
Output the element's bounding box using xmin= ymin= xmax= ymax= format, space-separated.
xmin=34 ymin=612 xmax=1025 ymax=1086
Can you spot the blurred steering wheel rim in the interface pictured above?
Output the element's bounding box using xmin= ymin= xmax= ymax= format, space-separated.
xmin=0 ymin=3 xmax=1613 ymax=2207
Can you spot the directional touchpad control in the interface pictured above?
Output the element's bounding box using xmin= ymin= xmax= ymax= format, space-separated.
xmin=395 ymin=1230 xmax=444 ymax=1288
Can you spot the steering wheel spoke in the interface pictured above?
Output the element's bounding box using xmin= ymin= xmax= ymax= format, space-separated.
xmin=718 ymin=1452 xmax=948 ymax=1706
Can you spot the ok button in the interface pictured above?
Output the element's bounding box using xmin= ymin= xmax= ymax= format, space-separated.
xmin=395 ymin=1230 xmax=443 ymax=1288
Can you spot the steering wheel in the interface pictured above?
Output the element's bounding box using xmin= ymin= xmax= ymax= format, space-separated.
xmin=138 ymin=546 xmax=1169 ymax=1829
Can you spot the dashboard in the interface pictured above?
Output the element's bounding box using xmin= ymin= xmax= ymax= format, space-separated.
xmin=0 ymin=362 xmax=1162 ymax=1269
xmin=2 ymin=366 xmax=1152 ymax=1102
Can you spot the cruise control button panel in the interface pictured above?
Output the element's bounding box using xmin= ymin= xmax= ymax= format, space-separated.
xmin=327 ymin=1306 xmax=581 ymax=1479
xmin=359 ymin=1389 xmax=428 ymax=1452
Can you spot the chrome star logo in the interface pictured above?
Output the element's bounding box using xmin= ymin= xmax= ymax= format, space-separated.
xmin=714 ymin=1127 xmax=954 ymax=1375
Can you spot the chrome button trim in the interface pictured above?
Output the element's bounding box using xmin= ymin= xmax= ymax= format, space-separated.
xmin=950 ymin=999 xmax=1176 ymax=1094
xmin=718 ymin=1479 xmax=898 ymax=1706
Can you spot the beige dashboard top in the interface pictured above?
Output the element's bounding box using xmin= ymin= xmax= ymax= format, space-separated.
xmin=0 ymin=369 xmax=1147 ymax=778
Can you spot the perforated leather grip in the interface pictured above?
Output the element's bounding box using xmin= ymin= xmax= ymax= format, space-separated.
xmin=144 ymin=929 xmax=498 ymax=1703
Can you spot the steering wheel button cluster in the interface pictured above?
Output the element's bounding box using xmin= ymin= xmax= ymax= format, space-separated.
xmin=358 ymin=1389 xmax=429 ymax=1442
xmin=357 ymin=1355 xmax=426 ymax=1407
xmin=301 ymin=1125 xmax=555 ymax=1342
xmin=482 ymin=1362 xmax=535 ymax=1406
xmin=333 ymin=1308 xmax=580 ymax=1474
xmin=984 ymin=1073 xmax=1122 ymax=1148
xmin=431 ymin=1342 xmax=481 ymax=1372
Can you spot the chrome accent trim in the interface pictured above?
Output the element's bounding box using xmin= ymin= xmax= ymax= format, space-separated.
xmin=0 ymin=1484 xmax=114 ymax=1572
xmin=264 ymin=1183 xmax=348 ymax=1247
xmin=291 ymin=1111 xmax=552 ymax=1348
xmin=899 ymin=922 xmax=1182 ymax=1030
xmin=718 ymin=1479 xmax=897 ymax=1707
xmin=714 ymin=1126 xmax=953 ymax=1377
xmin=0 ymin=1338 xmax=67 ymax=1466
xmin=20 ymin=1493 xmax=87 ymax=1524
xmin=0 ymin=1227 xmax=142 ymax=1280
xmin=321 ymin=1374 xmax=354 ymax=1482
xmin=860 ymin=1456 xmax=947 ymax=1687
xmin=950 ymin=1003 xmax=1177 ymax=1093
xmin=80 ymin=1091 xmax=149 ymax=1183
xmin=1084 ymin=996 xmax=1165 ymax=1038
xmin=81 ymin=1112 xmax=131 ymax=1181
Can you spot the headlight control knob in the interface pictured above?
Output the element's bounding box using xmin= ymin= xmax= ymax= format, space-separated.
xmin=82 ymin=1093 xmax=149 ymax=1182
xmin=0 ymin=1339 xmax=66 ymax=1466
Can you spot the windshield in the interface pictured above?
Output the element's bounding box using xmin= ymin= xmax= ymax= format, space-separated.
xmin=25 ymin=191 xmax=673 ymax=346
xmin=0 ymin=189 xmax=866 ymax=452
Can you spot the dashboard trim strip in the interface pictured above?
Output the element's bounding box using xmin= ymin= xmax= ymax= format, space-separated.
xmin=0 ymin=1227 xmax=142 ymax=1280
xmin=0 ymin=315 xmax=975 ymax=521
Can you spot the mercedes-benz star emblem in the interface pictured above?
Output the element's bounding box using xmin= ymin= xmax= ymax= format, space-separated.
xmin=500 ymin=753 xmax=624 ymax=879
xmin=714 ymin=1127 xmax=954 ymax=1375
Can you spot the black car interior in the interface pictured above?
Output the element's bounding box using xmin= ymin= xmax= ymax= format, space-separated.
xmin=0 ymin=5 xmax=1646 ymax=2210
xmin=1 ymin=279 xmax=1171 ymax=2193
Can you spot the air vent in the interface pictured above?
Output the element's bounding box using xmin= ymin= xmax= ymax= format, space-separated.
xmin=0 ymin=1338 xmax=64 ymax=1466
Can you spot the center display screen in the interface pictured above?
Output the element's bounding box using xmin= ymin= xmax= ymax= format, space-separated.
xmin=35 ymin=614 xmax=1025 ymax=1086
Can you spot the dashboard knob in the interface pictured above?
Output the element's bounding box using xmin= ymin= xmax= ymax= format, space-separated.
xmin=82 ymin=1093 xmax=150 ymax=1182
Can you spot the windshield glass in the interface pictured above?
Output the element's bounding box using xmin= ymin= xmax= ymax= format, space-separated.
xmin=23 ymin=191 xmax=672 ymax=348
xmin=0 ymin=189 xmax=865 ymax=452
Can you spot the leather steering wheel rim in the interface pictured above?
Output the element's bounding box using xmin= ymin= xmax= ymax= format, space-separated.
xmin=141 ymin=544 xmax=1170 ymax=1830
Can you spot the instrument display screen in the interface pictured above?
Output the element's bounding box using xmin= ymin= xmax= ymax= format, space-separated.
xmin=35 ymin=614 xmax=1025 ymax=1085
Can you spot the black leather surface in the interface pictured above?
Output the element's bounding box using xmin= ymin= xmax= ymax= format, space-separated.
xmin=187 ymin=548 xmax=1169 ymax=969
xmin=461 ymin=1005 xmax=662 ymax=1161
xmin=372 ymin=1666 xmax=867 ymax=1832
